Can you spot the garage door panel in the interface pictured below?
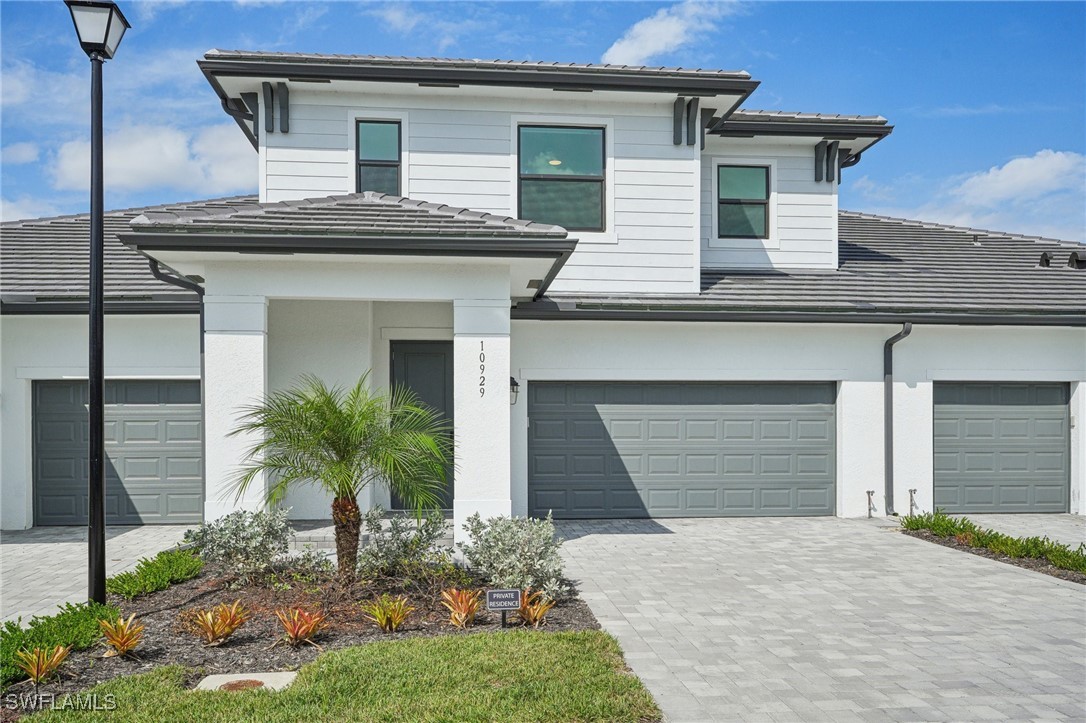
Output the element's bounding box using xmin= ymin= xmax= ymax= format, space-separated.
xmin=933 ymin=382 xmax=1069 ymax=514
xmin=34 ymin=380 xmax=204 ymax=526
xmin=528 ymin=382 xmax=835 ymax=518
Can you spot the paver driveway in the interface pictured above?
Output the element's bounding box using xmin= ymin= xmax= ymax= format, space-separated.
xmin=0 ymin=525 xmax=188 ymax=624
xmin=558 ymin=518 xmax=1086 ymax=722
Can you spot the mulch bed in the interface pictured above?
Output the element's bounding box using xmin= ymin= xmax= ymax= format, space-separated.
xmin=2 ymin=565 xmax=599 ymax=716
xmin=902 ymin=529 xmax=1086 ymax=585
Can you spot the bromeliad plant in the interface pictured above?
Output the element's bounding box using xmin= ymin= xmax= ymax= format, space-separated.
xmin=440 ymin=588 xmax=482 ymax=629
xmin=187 ymin=600 xmax=251 ymax=647
xmin=13 ymin=646 xmax=70 ymax=689
xmin=273 ymin=608 xmax=328 ymax=649
xmin=361 ymin=594 xmax=414 ymax=633
xmin=99 ymin=614 xmax=144 ymax=658
xmin=229 ymin=374 xmax=452 ymax=585
xmin=517 ymin=589 xmax=557 ymax=629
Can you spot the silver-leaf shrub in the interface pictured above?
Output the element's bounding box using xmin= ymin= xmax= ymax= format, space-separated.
xmin=460 ymin=512 xmax=569 ymax=600
xmin=357 ymin=506 xmax=452 ymax=576
xmin=182 ymin=508 xmax=294 ymax=581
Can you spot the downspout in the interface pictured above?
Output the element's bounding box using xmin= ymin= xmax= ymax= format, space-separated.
xmin=883 ymin=322 xmax=912 ymax=515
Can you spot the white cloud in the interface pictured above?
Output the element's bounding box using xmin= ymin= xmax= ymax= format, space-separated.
xmin=368 ymin=3 xmax=424 ymax=33
xmin=602 ymin=0 xmax=741 ymax=66
xmin=364 ymin=3 xmax=487 ymax=53
xmin=846 ymin=150 xmax=1086 ymax=243
xmin=51 ymin=123 xmax=256 ymax=196
xmin=0 ymin=196 xmax=62 ymax=223
xmin=1 ymin=142 xmax=40 ymax=165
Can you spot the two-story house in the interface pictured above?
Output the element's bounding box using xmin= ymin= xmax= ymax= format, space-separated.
xmin=2 ymin=52 xmax=1084 ymax=535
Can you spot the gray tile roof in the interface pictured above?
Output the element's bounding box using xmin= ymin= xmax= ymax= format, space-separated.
xmin=728 ymin=110 xmax=889 ymax=124
xmin=203 ymin=49 xmax=752 ymax=80
xmin=130 ymin=192 xmax=568 ymax=238
xmin=1 ymin=196 xmax=258 ymax=307
xmin=539 ymin=212 xmax=1086 ymax=317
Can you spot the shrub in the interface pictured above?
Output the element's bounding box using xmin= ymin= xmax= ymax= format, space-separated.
xmin=106 ymin=549 xmax=203 ymax=599
xmin=361 ymin=594 xmax=414 ymax=633
xmin=13 ymin=646 xmax=69 ymax=688
xmin=440 ymin=588 xmax=481 ymax=629
xmin=517 ymin=589 xmax=557 ymax=629
xmin=273 ymin=608 xmax=328 ymax=649
xmin=460 ymin=513 xmax=569 ymax=600
xmin=99 ymin=614 xmax=144 ymax=658
xmin=1 ymin=601 xmax=119 ymax=688
xmin=182 ymin=509 xmax=294 ymax=581
xmin=357 ymin=507 xmax=452 ymax=576
xmin=185 ymin=600 xmax=250 ymax=646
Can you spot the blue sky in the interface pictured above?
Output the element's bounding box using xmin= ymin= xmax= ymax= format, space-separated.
xmin=2 ymin=0 xmax=1083 ymax=241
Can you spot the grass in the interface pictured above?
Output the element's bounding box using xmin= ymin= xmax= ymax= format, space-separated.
xmin=105 ymin=548 xmax=204 ymax=599
xmin=0 ymin=602 xmax=120 ymax=689
xmin=901 ymin=510 xmax=1086 ymax=573
xmin=34 ymin=630 xmax=658 ymax=722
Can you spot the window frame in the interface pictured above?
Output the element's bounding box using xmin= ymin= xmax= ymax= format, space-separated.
xmin=355 ymin=119 xmax=403 ymax=196
xmin=516 ymin=123 xmax=607 ymax=233
xmin=708 ymin=157 xmax=779 ymax=249
xmin=716 ymin=164 xmax=771 ymax=240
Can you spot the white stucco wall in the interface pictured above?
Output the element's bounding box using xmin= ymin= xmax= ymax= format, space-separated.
xmin=510 ymin=320 xmax=1086 ymax=519
xmin=0 ymin=314 xmax=200 ymax=530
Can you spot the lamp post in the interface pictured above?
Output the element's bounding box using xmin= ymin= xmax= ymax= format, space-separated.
xmin=64 ymin=0 xmax=129 ymax=605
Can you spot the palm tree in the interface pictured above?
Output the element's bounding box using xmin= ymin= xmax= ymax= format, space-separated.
xmin=228 ymin=374 xmax=452 ymax=584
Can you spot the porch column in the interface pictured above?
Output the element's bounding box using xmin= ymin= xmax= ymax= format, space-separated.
xmin=452 ymin=299 xmax=511 ymax=541
xmin=203 ymin=295 xmax=268 ymax=521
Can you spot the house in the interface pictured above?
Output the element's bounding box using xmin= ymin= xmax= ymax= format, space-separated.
xmin=2 ymin=51 xmax=1083 ymax=535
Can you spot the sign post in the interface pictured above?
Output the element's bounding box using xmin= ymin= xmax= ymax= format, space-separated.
xmin=485 ymin=589 xmax=521 ymax=628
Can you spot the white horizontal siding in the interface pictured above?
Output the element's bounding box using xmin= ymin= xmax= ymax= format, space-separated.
xmin=700 ymin=139 xmax=838 ymax=270
xmin=259 ymin=91 xmax=700 ymax=294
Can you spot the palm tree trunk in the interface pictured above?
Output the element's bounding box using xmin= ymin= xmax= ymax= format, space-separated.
xmin=331 ymin=496 xmax=361 ymax=584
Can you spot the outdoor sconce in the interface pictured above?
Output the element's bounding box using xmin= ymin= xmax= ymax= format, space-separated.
xmin=510 ymin=377 xmax=520 ymax=406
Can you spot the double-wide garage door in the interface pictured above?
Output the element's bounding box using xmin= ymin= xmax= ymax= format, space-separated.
xmin=528 ymin=382 xmax=836 ymax=518
xmin=33 ymin=380 xmax=204 ymax=525
xmin=934 ymin=382 xmax=1070 ymax=513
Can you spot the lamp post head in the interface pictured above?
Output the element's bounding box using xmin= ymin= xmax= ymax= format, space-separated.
xmin=65 ymin=0 xmax=129 ymax=60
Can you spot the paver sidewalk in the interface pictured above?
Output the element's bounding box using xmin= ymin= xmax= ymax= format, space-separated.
xmin=963 ymin=514 xmax=1085 ymax=548
xmin=558 ymin=517 xmax=1086 ymax=722
xmin=0 ymin=525 xmax=189 ymax=624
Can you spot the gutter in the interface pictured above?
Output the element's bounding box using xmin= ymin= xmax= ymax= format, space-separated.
xmin=882 ymin=323 xmax=912 ymax=516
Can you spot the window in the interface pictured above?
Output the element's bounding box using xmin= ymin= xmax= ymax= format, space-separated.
xmin=356 ymin=120 xmax=401 ymax=195
xmin=717 ymin=165 xmax=769 ymax=239
xmin=518 ymin=125 xmax=605 ymax=231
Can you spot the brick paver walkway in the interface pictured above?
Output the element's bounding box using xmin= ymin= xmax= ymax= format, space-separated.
xmin=558 ymin=517 xmax=1086 ymax=722
xmin=0 ymin=525 xmax=189 ymax=624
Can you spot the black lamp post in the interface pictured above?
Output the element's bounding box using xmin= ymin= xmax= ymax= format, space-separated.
xmin=64 ymin=0 xmax=129 ymax=605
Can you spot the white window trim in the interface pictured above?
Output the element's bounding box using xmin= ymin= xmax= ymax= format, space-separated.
xmin=510 ymin=114 xmax=617 ymax=245
xmin=709 ymin=156 xmax=779 ymax=250
xmin=346 ymin=109 xmax=410 ymax=197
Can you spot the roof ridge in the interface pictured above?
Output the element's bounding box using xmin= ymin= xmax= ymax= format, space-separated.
xmin=1 ymin=194 xmax=259 ymax=228
xmin=838 ymin=209 xmax=1078 ymax=246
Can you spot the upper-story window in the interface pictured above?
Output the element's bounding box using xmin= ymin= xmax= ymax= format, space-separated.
xmin=356 ymin=120 xmax=401 ymax=195
xmin=717 ymin=165 xmax=770 ymax=239
xmin=518 ymin=125 xmax=605 ymax=231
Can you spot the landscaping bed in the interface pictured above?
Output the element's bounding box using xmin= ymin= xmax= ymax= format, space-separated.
xmin=902 ymin=528 xmax=1086 ymax=584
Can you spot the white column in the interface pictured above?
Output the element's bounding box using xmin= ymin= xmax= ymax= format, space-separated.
xmin=895 ymin=380 xmax=935 ymax=516
xmin=1071 ymin=381 xmax=1085 ymax=515
xmin=204 ymin=295 xmax=268 ymax=521
xmin=452 ymin=299 xmax=511 ymax=541
xmin=836 ymin=380 xmax=884 ymax=517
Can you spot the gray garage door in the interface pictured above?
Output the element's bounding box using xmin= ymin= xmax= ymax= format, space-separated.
xmin=934 ymin=383 xmax=1070 ymax=514
xmin=34 ymin=380 xmax=203 ymax=526
xmin=528 ymin=382 xmax=836 ymax=518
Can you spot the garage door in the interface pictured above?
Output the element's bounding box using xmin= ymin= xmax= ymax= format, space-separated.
xmin=528 ymin=382 xmax=836 ymax=518
xmin=34 ymin=380 xmax=203 ymax=525
xmin=934 ymin=382 xmax=1070 ymax=514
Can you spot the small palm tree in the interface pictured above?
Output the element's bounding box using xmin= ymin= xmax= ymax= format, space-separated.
xmin=229 ymin=374 xmax=451 ymax=584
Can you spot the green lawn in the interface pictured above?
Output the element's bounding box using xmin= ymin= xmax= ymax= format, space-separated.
xmin=35 ymin=631 xmax=660 ymax=722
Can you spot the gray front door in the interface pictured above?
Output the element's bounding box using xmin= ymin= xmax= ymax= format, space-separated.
xmin=528 ymin=382 xmax=836 ymax=518
xmin=33 ymin=380 xmax=203 ymax=526
xmin=390 ymin=341 xmax=454 ymax=510
xmin=934 ymin=382 xmax=1070 ymax=513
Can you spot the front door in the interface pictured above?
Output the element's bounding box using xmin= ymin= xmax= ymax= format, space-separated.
xmin=390 ymin=341 xmax=454 ymax=510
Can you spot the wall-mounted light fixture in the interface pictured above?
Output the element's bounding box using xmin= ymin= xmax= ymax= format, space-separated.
xmin=510 ymin=377 xmax=520 ymax=406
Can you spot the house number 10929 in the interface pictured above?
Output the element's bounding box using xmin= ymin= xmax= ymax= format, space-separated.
xmin=479 ymin=341 xmax=486 ymax=396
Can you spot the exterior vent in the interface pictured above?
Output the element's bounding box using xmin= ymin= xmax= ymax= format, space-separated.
xmin=1068 ymin=251 xmax=1086 ymax=269
xmin=1038 ymin=251 xmax=1052 ymax=267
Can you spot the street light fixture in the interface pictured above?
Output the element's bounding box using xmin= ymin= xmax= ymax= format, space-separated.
xmin=64 ymin=0 xmax=129 ymax=605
